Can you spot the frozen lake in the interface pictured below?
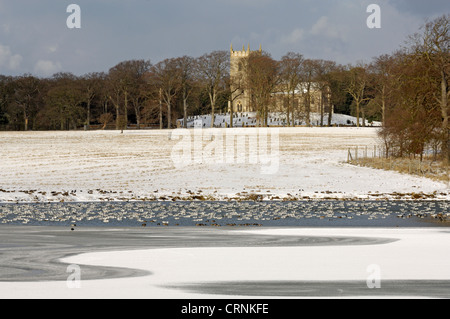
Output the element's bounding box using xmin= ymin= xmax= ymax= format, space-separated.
xmin=0 ymin=226 xmax=450 ymax=299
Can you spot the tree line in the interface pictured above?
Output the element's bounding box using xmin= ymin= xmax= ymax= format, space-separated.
xmin=0 ymin=49 xmax=373 ymax=131
xmin=0 ymin=15 xmax=448 ymax=162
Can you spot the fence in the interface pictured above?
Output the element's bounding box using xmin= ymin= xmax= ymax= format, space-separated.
xmin=347 ymin=146 xmax=450 ymax=184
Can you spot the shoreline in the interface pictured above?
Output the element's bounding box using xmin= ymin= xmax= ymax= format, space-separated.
xmin=0 ymin=190 xmax=449 ymax=203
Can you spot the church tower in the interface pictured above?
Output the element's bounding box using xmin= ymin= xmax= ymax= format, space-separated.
xmin=229 ymin=44 xmax=262 ymax=113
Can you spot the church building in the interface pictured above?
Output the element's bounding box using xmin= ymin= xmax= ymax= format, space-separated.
xmin=229 ymin=44 xmax=333 ymax=120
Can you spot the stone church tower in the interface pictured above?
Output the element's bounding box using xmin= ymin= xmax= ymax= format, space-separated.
xmin=229 ymin=44 xmax=333 ymax=121
xmin=229 ymin=44 xmax=262 ymax=113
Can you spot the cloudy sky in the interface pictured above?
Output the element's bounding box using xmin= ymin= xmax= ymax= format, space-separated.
xmin=0 ymin=0 xmax=448 ymax=77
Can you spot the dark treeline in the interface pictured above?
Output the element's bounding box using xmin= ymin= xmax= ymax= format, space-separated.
xmin=0 ymin=54 xmax=235 ymax=131
xmin=377 ymin=14 xmax=449 ymax=164
xmin=0 ymin=15 xmax=448 ymax=162
xmin=0 ymin=51 xmax=378 ymax=131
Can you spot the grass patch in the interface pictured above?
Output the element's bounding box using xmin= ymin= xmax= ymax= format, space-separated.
xmin=349 ymin=157 xmax=449 ymax=183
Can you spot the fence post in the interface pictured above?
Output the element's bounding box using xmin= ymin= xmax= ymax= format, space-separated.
xmin=348 ymin=148 xmax=353 ymax=163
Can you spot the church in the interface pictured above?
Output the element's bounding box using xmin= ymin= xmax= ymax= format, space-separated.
xmin=229 ymin=44 xmax=333 ymax=122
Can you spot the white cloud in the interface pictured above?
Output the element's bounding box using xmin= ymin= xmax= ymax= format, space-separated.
xmin=275 ymin=0 xmax=428 ymax=64
xmin=0 ymin=44 xmax=22 ymax=70
xmin=310 ymin=16 xmax=346 ymax=41
xmin=280 ymin=28 xmax=305 ymax=44
xmin=33 ymin=60 xmax=62 ymax=77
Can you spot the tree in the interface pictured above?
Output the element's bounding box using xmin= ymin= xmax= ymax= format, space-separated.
xmin=125 ymin=60 xmax=152 ymax=129
xmin=245 ymin=51 xmax=279 ymax=126
xmin=152 ymin=58 xmax=181 ymax=129
xmin=412 ymin=14 xmax=449 ymax=163
xmin=380 ymin=50 xmax=442 ymax=159
xmin=0 ymin=76 xmax=13 ymax=127
xmin=299 ymin=59 xmax=319 ymax=127
xmin=313 ymin=59 xmax=335 ymax=126
xmin=371 ymin=54 xmax=396 ymax=127
xmin=12 ymin=75 xmax=42 ymax=131
xmin=108 ymin=60 xmax=152 ymax=130
xmin=345 ymin=64 xmax=371 ymax=127
xmin=107 ymin=67 xmax=126 ymax=130
xmin=325 ymin=64 xmax=351 ymax=124
xmin=279 ymin=52 xmax=303 ymax=126
xmin=197 ymin=51 xmax=229 ymax=128
xmin=80 ymin=72 xmax=105 ymax=130
xmin=45 ymin=73 xmax=84 ymax=130
xmin=176 ymin=56 xmax=197 ymax=129
xmin=99 ymin=113 xmax=113 ymax=130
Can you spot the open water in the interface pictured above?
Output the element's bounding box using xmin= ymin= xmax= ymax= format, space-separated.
xmin=0 ymin=200 xmax=448 ymax=228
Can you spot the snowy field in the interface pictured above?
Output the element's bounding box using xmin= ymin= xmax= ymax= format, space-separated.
xmin=0 ymin=127 xmax=448 ymax=202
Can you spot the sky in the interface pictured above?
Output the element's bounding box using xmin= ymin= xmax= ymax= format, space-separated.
xmin=0 ymin=0 xmax=448 ymax=77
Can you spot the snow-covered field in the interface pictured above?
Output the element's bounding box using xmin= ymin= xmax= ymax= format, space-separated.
xmin=0 ymin=127 xmax=448 ymax=202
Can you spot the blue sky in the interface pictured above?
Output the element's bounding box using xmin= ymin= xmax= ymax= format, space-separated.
xmin=0 ymin=0 xmax=448 ymax=77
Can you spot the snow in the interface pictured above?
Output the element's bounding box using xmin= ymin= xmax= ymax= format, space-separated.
xmin=0 ymin=126 xmax=448 ymax=202
xmin=178 ymin=112 xmax=381 ymax=128
xmin=1 ymin=228 xmax=449 ymax=299
xmin=0 ymin=125 xmax=449 ymax=299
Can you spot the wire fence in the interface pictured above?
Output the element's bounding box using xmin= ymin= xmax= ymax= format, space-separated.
xmin=347 ymin=146 xmax=450 ymax=185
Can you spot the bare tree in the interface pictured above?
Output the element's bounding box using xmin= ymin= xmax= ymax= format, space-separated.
xmin=299 ymin=59 xmax=319 ymax=127
xmin=0 ymin=76 xmax=13 ymax=127
xmin=126 ymin=60 xmax=152 ymax=129
xmin=12 ymin=75 xmax=41 ymax=131
xmin=80 ymin=72 xmax=105 ymax=130
xmin=245 ymin=51 xmax=279 ymax=126
xmin=175 ymin=56 xmax=197 ymax=128
xmin=379 ymin=50 xmax=441 ymax=160
xmin=371 ymin=55 xmax=396 ymax=127
xmin=279 ymin=52 xmax=304 ymax=126
xmin=108 ymin=60 xmax=151 ymax=130
xmin=323 ymin=64 xmax=348 ymax=126
xmin=107 ymin=66 xmax=126 ymax=130
xmin=412 ymin=14 xmax=449 ymax=163
xmin=345 ymin=64 xmax=371 ymax=127
xmin=314 ymin=59 xmax=335 ymax=126
xmin=197 ymin=51 xmax=229 ymax=128
xmin=152 ymin=58 xmax=181 ymax=129
xmin=46 ymin=73 xmax=84 ymax=130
